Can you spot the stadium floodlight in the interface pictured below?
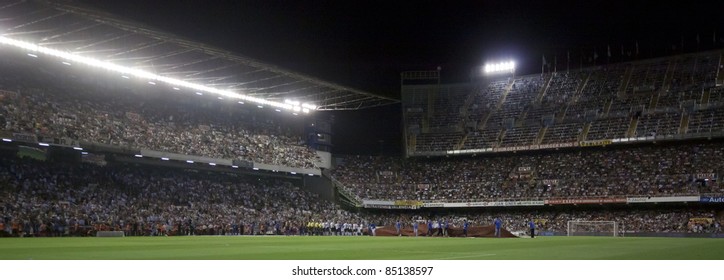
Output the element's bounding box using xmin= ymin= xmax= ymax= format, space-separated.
xmin=483 ymin=61 xmax=516 ymax=74
xmin=195 ymin=92 xmax=203 ymax=96
xmin=0 ymin=36 xmax=310 ymax=113
xmin=290 ymin=172 xmax=297 ymax=175
xmin=27 ymin=53 xmax=37 ymax=58
xmin=238 ymin=101 xmax=244 ymax=104
xmin=186 ymin=160 xmax=194 ymax=163
xmin=134 ymin=154 xmax=143 ymax=158
xmin=252 ymin=167 xmax=259 ymax=170
xmin=209 ymin=163 xmax=216 ymax=166
xmin=73 ymin=147 xmax=83 ymax=151
xmin=38 ymin=142 xmax=50 ymax=147
xmin=308 ymin=174 xmax=314 ymax=176
xmin=148 ymin=81 xmax=156 ymax=85
xmin=284 ymin=99 xmax=300 ymax=106
xmin=275 ymin=109 xmax=281 ymax=112
xmin=302 ymin=108 xmax=310 ymax=113
xmin=2 ymin=138 xmax=12 ymax=142
xmin=257 ymin=105 xmax=263 ymax=108
xmin=161 ymin=157 xmax=170 ymax=161
xmin=172 ymin=87 xmax=180 ymax=91
xmin=81 ymin=151 xmax=88 ymax=155
xmin=62 ymin=61 xmax=71 ymax=66
xmin=231 ymin=165 xmax=238 ymax=168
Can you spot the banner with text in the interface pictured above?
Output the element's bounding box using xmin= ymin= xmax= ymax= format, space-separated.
xmin=546 ymin=198 xmax=626 ymax=205
xmin=626 ymin=196 xmax=700 ymax=203
xmin=700 ymin=196 xmax=724 ymax=203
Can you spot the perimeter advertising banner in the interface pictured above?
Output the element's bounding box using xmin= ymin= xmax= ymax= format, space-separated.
xmin=424 ymin=200 xmax=544 ymax=208
xmin=700 ymin=196 xmax=724 ymax=203
xmin=626 ymin=196 xmax=700 ymax=203
xmin=545 ymin=198 xmax=626 ymax=205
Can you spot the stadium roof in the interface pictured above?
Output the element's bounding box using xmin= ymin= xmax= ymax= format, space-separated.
xmin=0 ymin=0 xmax=399 ymax=111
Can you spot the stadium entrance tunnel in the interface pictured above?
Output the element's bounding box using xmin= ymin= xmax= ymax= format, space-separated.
xmin=373 ymin=225 xmax=517 ymax=238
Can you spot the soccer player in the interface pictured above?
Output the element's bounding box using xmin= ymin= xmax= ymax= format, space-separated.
xmin=463 ymin=220 xmax=469 ymax=237
xmin=395 ymin=220 xmax=401 ymax=236
xmin=427 ymin=220 xmax=433 ymax=236
xmin=413 ymin=221 xmax=419 ymax=237
xmin=494 ymin=217 xmax=502 ymax=238
xmin=437 ymin=219 xmax=443 ymax=236
xmin=529 ymin=220 xmax=536 ymax=238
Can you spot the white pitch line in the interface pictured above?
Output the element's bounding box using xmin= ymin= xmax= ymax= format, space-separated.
xmin=435 ymin=253 xmax=497 ymax=260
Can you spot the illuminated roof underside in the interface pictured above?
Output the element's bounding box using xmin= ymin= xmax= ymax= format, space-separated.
xmin=0 ymin=0 xmax=398 ymax=111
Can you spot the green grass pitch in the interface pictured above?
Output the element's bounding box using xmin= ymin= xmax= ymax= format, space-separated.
xmin=1 ymin=236 xmax=723 ymax=260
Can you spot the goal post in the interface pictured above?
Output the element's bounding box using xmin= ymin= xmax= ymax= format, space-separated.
xmin=567 ymin=221 xmax=620 ymax=237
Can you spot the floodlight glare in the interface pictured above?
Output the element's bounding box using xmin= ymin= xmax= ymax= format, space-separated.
xmin=148 ymin=81 xmax=156 ymax=85
xmin=231 ymin=165 xmax=239 ymax=168
xmin=38 ymin=142 xmax=50 ymax=147
xmin=301 ymin=103 xmax=317 ymax=110
xmin=172 ymin=87 xmax=180 ymax=91
xmin=81 ymin=151 xmax=89 ymax=155
xmin=2 ymin=138 xmax=12 ymax=142
xmin=290 ymin=172 xmax=297 ymax=175
xmin=62 ymin=61 xmax=71 ymax=66
xmin=284 ymin=99 xmax=300 ymax=106
xmin=217 ymin=97 xmax=223 ymax=100
xmin=238 ymin=101 xmax=244 ymax=104
xmin=161 ymin=157 xmax=170 ymax=161
xmin=209 ymin=163 xmax=216 ymax=166
xmin=0 ymin=36 xmax=313 ymax=113
xmin=252 ymin=167 xmax=259 ymax=170
xmin=134 ymin=154 xmax=143 ymax=158
xmin=483 ymin=61 xmax=516 ymax=74
xmin=73 ymin=147 xmax=83 ymax=151
xmin=186 ymin=160 xmax=194 ymax=163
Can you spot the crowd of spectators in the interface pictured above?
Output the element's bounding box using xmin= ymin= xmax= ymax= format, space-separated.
xmin=407 ymin=52 xmax=722 ymax=152
xmin=0 ymin=154 xmax=719 ymax=237
xmin=0 ymin=155 xmax=350 ymax=237
xmin=0 ymin=68 xmax=318 ymax=169
xmin=333 ymin=142 xmax=723 ymax=201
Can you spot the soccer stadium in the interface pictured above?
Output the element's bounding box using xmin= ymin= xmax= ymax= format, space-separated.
xmin=0 ymin=0 xmax=723 ymax=264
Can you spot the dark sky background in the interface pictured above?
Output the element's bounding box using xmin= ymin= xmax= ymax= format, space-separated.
xmin=79 ymin=0 xmax=724 ymax=155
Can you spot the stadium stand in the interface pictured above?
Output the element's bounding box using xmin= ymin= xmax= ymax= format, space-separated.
xmin=333 ymin=141 xmax=723 ymax=202
xmin=0 ymin=66 xmax=320 ymax=169
xmin=405 ymin=51 xmax=723 ymax=155
xmin=0 ymin=153 xmax=357 ymax=237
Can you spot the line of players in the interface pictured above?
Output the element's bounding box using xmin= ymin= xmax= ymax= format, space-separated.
xmin=304 ymin=221 xmax=367 ymax=236
xmin=234 ymin=217 xmax=536 ymax=238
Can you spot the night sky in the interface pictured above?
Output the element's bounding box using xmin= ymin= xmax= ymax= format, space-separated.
xmin=78 ymin=0 xmax=724 ymax=155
